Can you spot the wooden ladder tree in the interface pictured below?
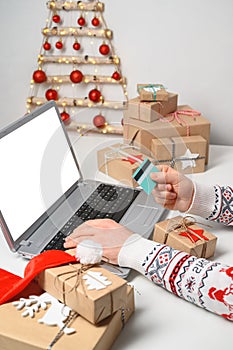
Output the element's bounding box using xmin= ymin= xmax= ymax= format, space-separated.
xmin=27 ymin=0 xmax=128 ymax=135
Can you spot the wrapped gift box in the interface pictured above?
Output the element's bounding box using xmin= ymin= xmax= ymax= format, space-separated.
xmin=37 ymin=262 xmax=128 ymax=324
xmin=97 ymin=143 xmax=150 ymax=187
xmin=123 ymin=105 xmax=210 ymax=164
xmin=137 ymin=83 xmax=169 ymax=101
xmin=151 ymin=135 xmax=207 ymax=173
xmin=153 ymin=216 xmax=217 ymax=258
xmin=0 ymin=286 xmax=134 ymax=350
xmin=123 ymin=93 xmax=178 ymax=123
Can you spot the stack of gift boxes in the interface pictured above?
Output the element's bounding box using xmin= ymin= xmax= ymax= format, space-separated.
xmin=123 ymin=83 xmax=210 ymax=173
xmin=98 ymin=83 xmax=211 ymax=187
xmin=97 ymin=84 xmax=217 ymax=260
xmin=0 ymin=261 xmax=134 ymax=349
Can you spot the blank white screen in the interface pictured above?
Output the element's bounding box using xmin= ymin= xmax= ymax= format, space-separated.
xmin=0 ymin=106 xmax=81 ymax=241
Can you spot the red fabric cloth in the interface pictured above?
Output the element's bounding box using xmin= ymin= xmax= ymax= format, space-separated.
xmin=0 ymin=250 xmax=76 ymax=305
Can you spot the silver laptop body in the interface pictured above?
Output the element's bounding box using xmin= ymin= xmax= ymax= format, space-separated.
xmin=0 ymin=101 xmax=165 ymax=277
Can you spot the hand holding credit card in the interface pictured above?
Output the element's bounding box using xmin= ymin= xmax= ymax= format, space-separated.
xmin=132 ymin=158 xmax=159 ymax=194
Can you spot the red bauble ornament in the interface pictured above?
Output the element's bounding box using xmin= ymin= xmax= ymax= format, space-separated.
xmin=88 ymin=89 xmax=102 ymax=103
xmin=55 ymin=40 xmax=63 ymax=50
xmin=70 ymin=70 xmax=83 ymax=83
xmin=77 ymin=16 xmax=86 ymax=26
xmin=32 ymin=70 xmax=47 ymax=83
xmin=45 ymin=89 xmax=58 ymax=101
xmin=93 ymin=115 xmax=106 ymax=128
xmin=52 ymin=14 xmax=61 ymax=23
xmin=73 ymin=41 xmax=81 ymax=51
xmin=91 ymin=17 xmax=100 ymax=27
xmin=99 ymin=43 xmax=110 ymax=56
xmin=111 ymin=71 xmax=121 ymax=81
xmin=43 ymin=41 xmax=51 ymax=51
xmin=60 ymin=111 xmax=71 ymax=125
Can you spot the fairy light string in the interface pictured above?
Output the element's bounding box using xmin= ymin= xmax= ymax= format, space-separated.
xmin=26 ymin=0 xmax=127 ymax=134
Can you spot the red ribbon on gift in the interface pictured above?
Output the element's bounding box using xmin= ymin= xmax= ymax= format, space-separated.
xmin=179 ymin=226 xmax=209 ymax=244
xmin=122 ymin=154 xmax=144 ymax=165
xmin=160 ymin=109 xmax=201 ymax=136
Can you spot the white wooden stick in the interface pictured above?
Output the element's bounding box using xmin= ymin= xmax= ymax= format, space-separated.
xmin=42 ymin=27 xmax=112 ymax=39
xmin=47 ymin=1 xmax=104 ymax=12
xmin=27 ymin=97 xmax=127 ymax=110
xmin=39 ymin=74 xmax=126 ymax=85
xmin=38 ymin=55 xmax=120 ymax=65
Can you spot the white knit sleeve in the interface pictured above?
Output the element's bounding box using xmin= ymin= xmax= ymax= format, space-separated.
xmin=186 ymin=182 xmax=216 ymax=218
xmin=118 ymin=233 xmax=233 ymax=322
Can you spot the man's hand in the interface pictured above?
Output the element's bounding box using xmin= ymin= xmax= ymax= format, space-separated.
xmin=64 ymin=219 xmax=132 ymax=265
xmin=151 ymin=165 xmax=194 ymax=212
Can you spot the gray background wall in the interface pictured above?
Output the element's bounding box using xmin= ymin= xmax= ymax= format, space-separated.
xmin=0 ymin=0 xmax=232 ymax=145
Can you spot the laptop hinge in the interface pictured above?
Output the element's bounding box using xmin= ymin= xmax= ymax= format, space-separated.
xmin=19 ymin=240 xmax=32 ymax=247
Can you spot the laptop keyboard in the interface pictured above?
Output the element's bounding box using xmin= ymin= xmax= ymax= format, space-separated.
xmin=42 ymin=183 xmax=140 ymax=252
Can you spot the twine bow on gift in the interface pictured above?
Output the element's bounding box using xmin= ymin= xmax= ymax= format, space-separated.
xmin=160 ymin=109 xmax=201 ymax=136
xmin=54 ymin=263 xmax=107 ymax=305
xmin=172 ymin=216 xmax=209 ymax=243
xmin=166 ymin=216 xmax=211 ymax=257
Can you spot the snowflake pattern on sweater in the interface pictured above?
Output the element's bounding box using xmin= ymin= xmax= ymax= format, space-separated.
xmin=140 ymin=184 xmax=233 ymax=321
xmin=142 ymin=244 xmax=233 ymax=321
xmin=207 ymin=186 xmax=233 ymax=225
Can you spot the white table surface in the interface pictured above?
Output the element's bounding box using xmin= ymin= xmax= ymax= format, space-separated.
xmin=1 ymin=131 xmax=233 ymax=350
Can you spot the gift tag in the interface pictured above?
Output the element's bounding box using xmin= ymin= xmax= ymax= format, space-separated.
xmin=132 ymin=158 xmax=159 ymax=194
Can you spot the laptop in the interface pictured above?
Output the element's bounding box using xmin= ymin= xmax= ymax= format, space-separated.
xmin=0 ymin=101 xmax=165 ymax=277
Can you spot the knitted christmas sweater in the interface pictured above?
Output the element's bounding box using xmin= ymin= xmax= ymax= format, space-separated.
xmin=118 ymin=183 xmax=233 ymax=321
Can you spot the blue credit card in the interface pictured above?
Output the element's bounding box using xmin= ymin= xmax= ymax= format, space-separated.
xmin=132 ymin=158 xmax=159 ymax=194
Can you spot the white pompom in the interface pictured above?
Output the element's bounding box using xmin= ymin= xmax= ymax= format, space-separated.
xmin=75 ymin=240 xmax=103 ymax=264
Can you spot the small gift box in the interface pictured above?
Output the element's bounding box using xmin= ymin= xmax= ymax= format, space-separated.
xmin=153 ymin=216 xmax=217 ymax=258
xmin=137 ymin=83 xmax=169 ymax=101
xmin=37 ymin=262 xmax=128 ymax=324
xmin=0 ymin=286 xmax=134 ymax=350
xmin=123 ymin=105 xmax=210 ymax=163
xmin=123 ymin=93 xmax=178 ymax=123
xmin=97 ymin=143 xmax=150 ymax=187
xmin=151 ymin=135 xmax=207 ymax=173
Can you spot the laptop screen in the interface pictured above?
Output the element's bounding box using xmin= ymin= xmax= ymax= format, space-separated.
xmin=0 ymin=104 xmax=81 ymax=242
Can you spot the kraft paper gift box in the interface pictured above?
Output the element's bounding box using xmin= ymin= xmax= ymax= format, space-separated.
xmin=123 ymin=105 xmax=210 ymax=164
xmin=37 ymin=262 xmax=128 ymax=324
xmin=97 ymin=143 xmax=150 ymax=187
xmin=0 ymin=286 xmax=134 ymax=350
xmin=153 ymin=216 xmax=217 ymax=258
xmin=151 ymin=135 xmax=207 ymax=174
xmin=137 ymin=83 xmax=169 ymax=101
xmin=123 ymin=93 xmax=178 ymax=123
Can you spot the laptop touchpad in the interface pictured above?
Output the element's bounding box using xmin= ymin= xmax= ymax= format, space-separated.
xmin=123 ymin=205 xmax=159 ymax=226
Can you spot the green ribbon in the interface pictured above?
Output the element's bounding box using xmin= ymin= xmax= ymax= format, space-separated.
xmin=138 ymin=84 xmax=165 ymax=100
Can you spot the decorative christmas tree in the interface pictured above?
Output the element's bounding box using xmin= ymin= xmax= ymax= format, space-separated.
xmin=27 ymin=0 xmax=128 ymax=134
